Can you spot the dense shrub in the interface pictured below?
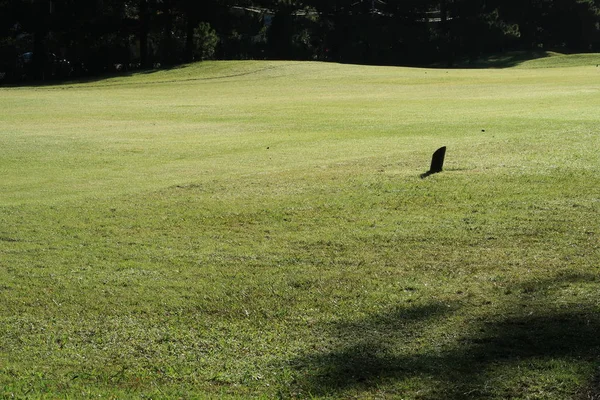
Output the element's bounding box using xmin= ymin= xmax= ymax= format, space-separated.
xmin=194 ymin=22 xmax=219 ymax=60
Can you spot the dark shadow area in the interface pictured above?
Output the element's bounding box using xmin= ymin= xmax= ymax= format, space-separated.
xmin=1 ymin=61 xmax=290 ymax=88
xmin=419 ymin=170 xmax=439 ymax=179
xmin=0 ymin=63 xmax=190 ymax=88
xmin=430 ymin=51 xmax=554 ymax=69
xmin=287 ymin=273 xmax=600 ymax=398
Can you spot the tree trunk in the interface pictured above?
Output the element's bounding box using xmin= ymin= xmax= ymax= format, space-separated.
xmin=33 ymin=0 xmax=49 ymax=80
xmin=440 ymin=0 xmax=454 ymax=67
xmin=185 ymin=8 xmax=196 ymax=63
xmin=139 ymin=0 xmax=149 ymax=68
xmin=162 ymin=0 xmax=174 ymax=65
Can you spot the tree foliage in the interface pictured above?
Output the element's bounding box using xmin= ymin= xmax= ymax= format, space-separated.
xmin=0 ymin=0 xmax=599 ymax=82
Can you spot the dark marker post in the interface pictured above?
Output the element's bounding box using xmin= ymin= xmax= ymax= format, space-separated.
xmin=421 ymin=146 xmax=446 ymax=178
xmin=430 ymin=146 xmax=446 ymax=173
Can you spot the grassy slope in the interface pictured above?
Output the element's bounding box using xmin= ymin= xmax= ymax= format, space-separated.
xmin=1 ymin=55 xmax=599 ymax=398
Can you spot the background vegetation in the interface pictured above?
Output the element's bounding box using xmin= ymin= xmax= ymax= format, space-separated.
xmin=1 ymin=53 xmax=599 ymax=398
xmin=1 ymin=0 xmax=600 ymax=83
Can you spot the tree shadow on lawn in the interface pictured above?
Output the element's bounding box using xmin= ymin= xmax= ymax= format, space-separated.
xmin=430 ymin=51 xmax=553 ymax=69
xmin=287 ymin=273 xmax=600 ymax=398
xmin=1 ymin=64 xmax=190 ymax=88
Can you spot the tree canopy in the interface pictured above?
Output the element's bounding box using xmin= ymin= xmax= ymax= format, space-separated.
xmin=1 ymin=0 xmax=599 ymax=82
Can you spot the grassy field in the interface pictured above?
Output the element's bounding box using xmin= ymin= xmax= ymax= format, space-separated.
xmin=1 ymin=53 xmax=599 ymax=399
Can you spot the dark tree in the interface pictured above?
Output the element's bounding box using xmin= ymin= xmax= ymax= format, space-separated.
xmin=1 ymin=0 xmax=599 ymax=83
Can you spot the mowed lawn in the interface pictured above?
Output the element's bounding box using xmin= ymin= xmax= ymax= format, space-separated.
xmin=1 ymin=54 xmax=599 ymax=398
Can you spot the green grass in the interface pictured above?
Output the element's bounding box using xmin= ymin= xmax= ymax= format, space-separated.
xmin=1 ymin=54 xmax=600 ymax=398
xmin=446 ymin=50 xmax=600 ymax=69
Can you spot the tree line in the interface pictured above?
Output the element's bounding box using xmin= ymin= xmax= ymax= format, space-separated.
xmin=1 ymin=0 xmax=599 ymax=82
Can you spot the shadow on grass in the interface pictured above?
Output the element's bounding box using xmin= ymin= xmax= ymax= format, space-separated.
xmin=431 ymin=51 xmax=553 ymax=69
xmin=287 ymin=273 xmax=600 ymax=398
xmin=0 ymin=63 xmax=190 ymax=88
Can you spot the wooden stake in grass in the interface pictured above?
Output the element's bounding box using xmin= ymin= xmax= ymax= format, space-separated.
xmin=421 ymin=146 xmax=446 ymax=178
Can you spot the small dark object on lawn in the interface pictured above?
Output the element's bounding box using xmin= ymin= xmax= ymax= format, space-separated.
xmin=420 ymin=146 xmax=447 ymax=178
xmin=267 ymin=147 xmax=270 ymax=149
xmin=482 ymin=129 xmax=485 ymax=132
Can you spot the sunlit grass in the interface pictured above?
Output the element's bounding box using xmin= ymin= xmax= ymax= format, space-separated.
xmin=1 ymin=54 xmax=599 ymax=398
